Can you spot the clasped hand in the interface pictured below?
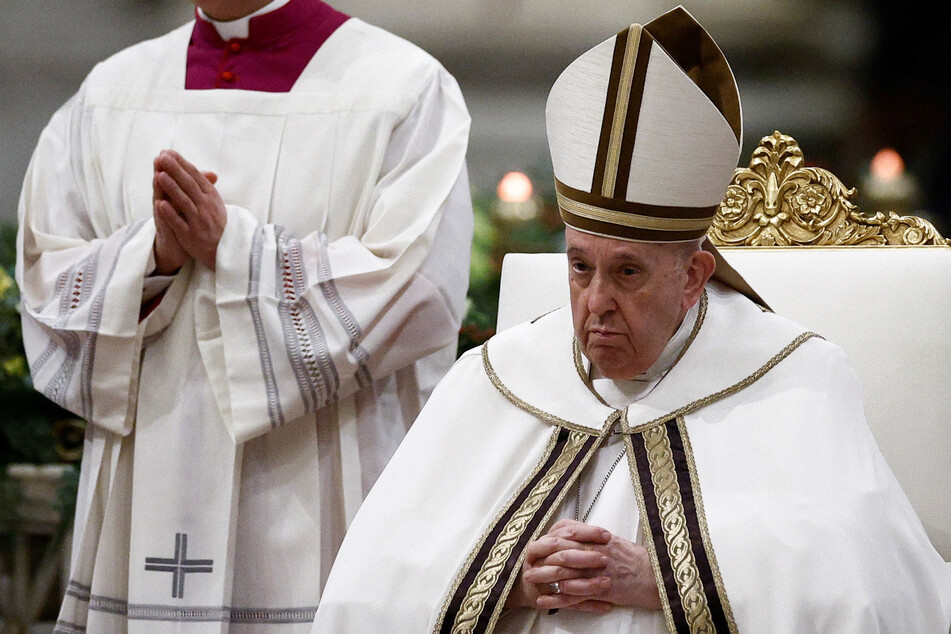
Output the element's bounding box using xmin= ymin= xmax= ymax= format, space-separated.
xmin=507 ymin=519 xmax=662 ymax=615
xmin=152 ymin=149 xmax=226 ymax=274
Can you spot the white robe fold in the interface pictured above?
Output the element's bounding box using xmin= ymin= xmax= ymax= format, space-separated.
xmin=313 ymin=283 xmax=951 ymax=633
xmin=17 ymin=16 xmax=472 ymax=632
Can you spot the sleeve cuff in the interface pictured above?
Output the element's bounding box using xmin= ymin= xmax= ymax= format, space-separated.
xmin=142 ymin=275 xmax=175 ymax=302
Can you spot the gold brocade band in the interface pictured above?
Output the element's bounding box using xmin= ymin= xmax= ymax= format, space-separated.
xmin=602 ymin=24 xmax=642 ymax=197
xmin=678 ymin=417 xmax=738 ymax=632
xmin=642 ymin=424 xmax=717 ymax=631
xmin=436 ymin=427 xmax=605 ymax=634
xmin=627 ymin=419 xmax=738 ymax=633
xmin=557 ymin=192 xmax=714 ymax=233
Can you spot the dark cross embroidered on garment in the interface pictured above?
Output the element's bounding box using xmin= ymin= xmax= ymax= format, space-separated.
xmin=144 ymin=533 xmax=214 ymax=599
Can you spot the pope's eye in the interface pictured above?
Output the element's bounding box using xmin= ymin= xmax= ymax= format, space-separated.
xmin=571 ymin=261 xmax=590 ymax=273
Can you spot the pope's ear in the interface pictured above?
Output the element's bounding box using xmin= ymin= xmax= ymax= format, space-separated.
xmin=683 ymin=249 xmax=716 ymax=309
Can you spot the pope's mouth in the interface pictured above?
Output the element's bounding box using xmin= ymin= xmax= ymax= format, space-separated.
xmin=587 ymin=329 xmax=624 ymax=340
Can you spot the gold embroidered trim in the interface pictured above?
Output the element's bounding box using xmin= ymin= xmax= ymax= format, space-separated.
xmin=449 ymin=430 xmax=591 ymax=633
xmin=668 ymin=291 xmax=707 ymax=372
xmin=602 ymin=25 xmax=641 ymax=197
xmin=573 ymin=338 xmax=611 ymax=408
xmin=485 ymin=431 xmax=608 ymax=632
xmin=623 ymin=331 xmax=822 ymax=433
xmin=557 ymin=193 xmax=714 ymax=232
xmin=644 ymin=424 xmax=716 ymax=631
xmin=434 ymin=429 xmax=562 ymax=632
xmin=677 ymin=417 xmax=738 ymax=633
xmin=482 ymin=343 xmax=617 ymax=436
xmin=572 ymin=338 xmax=589 ymax=388
xmin=624 ymin=433 xmax=677 ymax=633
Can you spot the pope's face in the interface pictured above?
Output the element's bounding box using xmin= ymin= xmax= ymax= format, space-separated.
xmin=567 ymin=228 xmax=707 ymax=380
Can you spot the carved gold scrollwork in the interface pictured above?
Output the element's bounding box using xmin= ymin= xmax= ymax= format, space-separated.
xmin=709 ymin=131 xmax=949 ymax=246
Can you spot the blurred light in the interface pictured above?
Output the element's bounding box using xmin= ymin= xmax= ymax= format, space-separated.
xmin=497 ymin=171 xmax=533 ymax=203
xmin=870 ymin=148 xmax=904 ymax=182
xmin=861 ymin=147 xmax=919 ymax=212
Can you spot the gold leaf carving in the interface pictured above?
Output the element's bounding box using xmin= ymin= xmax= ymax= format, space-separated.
xmin=709 ymin=131 xmax=948 ymax=247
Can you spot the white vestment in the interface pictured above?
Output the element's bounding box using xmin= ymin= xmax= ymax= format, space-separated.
xmin=17 ymin=15 xmax=472 ymax=633
xmin=313 ymin=283 xmax=951 ymax=633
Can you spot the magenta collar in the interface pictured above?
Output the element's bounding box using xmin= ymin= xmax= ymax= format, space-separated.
xmin=186 ymin=0 xmax=350 ymax=92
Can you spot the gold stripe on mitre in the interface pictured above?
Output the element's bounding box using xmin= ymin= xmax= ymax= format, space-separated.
xmin=555 ymin=178 xmax=717 ymax=237
xmin=557 ymin=192 xmax=713 ymax=233
xmin=601 ymin=24 xmax=643 ymax=197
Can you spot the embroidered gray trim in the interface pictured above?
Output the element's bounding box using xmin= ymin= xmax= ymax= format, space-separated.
xmin=316 ymin=232 xmax=372 ymax=388
xmin=81 ymin=597 xmax=317 ymax=623
xmin=228 ymin=607 xmax=319 ymax=624
xmin=248 ymin=222 xmax=285 ymax=428
xmin=275 ymin=227 xmax=338 ymax=412
xmin=56 ymin=251 xmax=98 ymax=322
xmin=29 ymin=257 xmax=89 ymax=378
xmin=65 ymin=579 xmax=91 ymax=602
xmin=28 ymin=338 xmax=58 ymax=378
xmin=88 ymin=594 xmax=128 ymax=615
xmin=39 ymin=220 xmax=147 ymax=417
xmin=677 ymin=416 xmax=739 ymax=633
xmin=65 ymin=580 xmax=319 ymax=624
xmin=42 ymin=251 xmax=99 ymax=409
xmin=79 ymin=219 xmax=148 ymax=420
xmin=43 ymin=330 xmax=81 ymax=409
xmin=126 ymin=604 xmax=318 ymax=623
xmin=52 ymin=620 xmax=86 ymax=633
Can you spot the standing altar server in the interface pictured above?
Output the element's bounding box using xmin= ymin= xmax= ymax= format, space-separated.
xmin=16 ymin=0 xmax=472 ymax=631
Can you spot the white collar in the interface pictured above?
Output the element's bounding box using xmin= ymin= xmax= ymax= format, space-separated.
xmin=197 ymin=0 xmax=292 ymax=40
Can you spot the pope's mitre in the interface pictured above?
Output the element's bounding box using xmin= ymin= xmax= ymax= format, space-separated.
xmin=546 ymin=6 xmax=742 ymax=242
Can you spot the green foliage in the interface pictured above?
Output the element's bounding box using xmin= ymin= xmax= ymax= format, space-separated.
xmin=458 ymin=186 xmax=564 ymax=355
xmin=0 ymin=223 xmax=79 ymax=537
xmin=1 ymin=268 xmax=27 ymax=391
xmin=0 ymin=223 xmax=16 ymax=269
xmin=458 ymin=197 xmax=500 ymax=354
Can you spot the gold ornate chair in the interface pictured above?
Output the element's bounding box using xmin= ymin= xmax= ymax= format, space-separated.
xmin=496 ymin=132 xmax=951 ymax=559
